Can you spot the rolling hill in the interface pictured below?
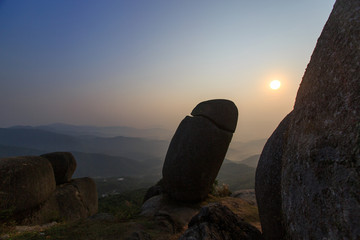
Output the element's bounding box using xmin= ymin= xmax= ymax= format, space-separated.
xmin=0 ymin=127 xmax=169 ymax=160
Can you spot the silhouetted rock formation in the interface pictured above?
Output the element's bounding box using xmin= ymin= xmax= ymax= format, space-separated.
xmin=255 ymin=112 xmax=292 ymax=239
xmin=0 ymin=153 xmax=98 ymax=225
xmin=141 ymin=194 xmax=199 ymax=233
xmin=179 ymin=203 xmax=262 ymax=240
xmin=41 ymin=152 xmax=77 ymax=184
xmin=162 ymin=99 xmax=238 ymax=202
xmin=143 ymin=179 xmax=163 ymax=203
xmin=255 ymin=0 xmax=360 ymax=239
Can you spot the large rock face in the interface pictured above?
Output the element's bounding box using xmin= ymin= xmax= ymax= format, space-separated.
xmin=0 ymin=156 xmax=56 ymax=212
xmin=255 ymin=113 xmax=292 ymax=239
xmin=256 ymin=0 xmax=360 ymax=239
xmin=162 ymin=99 xmax=238 ymax=202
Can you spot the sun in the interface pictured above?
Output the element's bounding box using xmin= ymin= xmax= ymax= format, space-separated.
xmin=270 ymin=80 xmax=281 ymax=90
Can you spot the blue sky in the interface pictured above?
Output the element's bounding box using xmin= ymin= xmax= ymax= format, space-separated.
xmin=0 ymin=0 xmax=335 ymax=140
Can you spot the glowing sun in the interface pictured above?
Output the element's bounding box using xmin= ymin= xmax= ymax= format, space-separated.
xmin=270 ymin=80 xmax=281 ymax=90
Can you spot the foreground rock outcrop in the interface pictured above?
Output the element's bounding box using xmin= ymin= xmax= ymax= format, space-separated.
xmin=162 ymin=99 xmax=238 ymax=203
xmin=0 ymin=152 xmax=98 ymax=225
xmin=179 ymin=203 xmax=262 ymax=240
xmin=256 ymin=0 xmax=360 ymax=239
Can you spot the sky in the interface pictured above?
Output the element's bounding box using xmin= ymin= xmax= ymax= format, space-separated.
xmin=0 ymin=0 xmax=335 ymax=141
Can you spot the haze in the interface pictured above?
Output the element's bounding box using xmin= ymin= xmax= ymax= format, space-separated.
xmin=0 ymin=0 xmax=334 ymax=141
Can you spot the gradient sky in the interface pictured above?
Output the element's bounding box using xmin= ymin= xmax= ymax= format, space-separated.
xmin=0 ymin=0 xmax=335 ymax=141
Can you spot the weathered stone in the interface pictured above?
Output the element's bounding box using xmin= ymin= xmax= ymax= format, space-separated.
xmin=162 ymin=115 xmax=233 ymax=202
xmin=140 ymin=194 xmax=199 ymax=233
xmin=179 ymin=203 xmax=263 ymax=240
xmin=41 ymin=152 xmax=77 ymax=184
xmin=191 ymin=99 xmax=238 ymax=133
xmin=255 ymin=0 xmax=360 ymax=239
xmin=125 ymin=231 xmax=152 ymax=240
xmin=281 ymin=0 xmax=360 ymax=239
xmin=70 ymin=177 xmax=98 ymax=216
xmin=255 ymin=112 xmax=291 ymax=239
xmin=143 ymin=179 xmax=163 ymax=203
xmin=0 ymin=156 xmax=56 ymax=213
xmin=21 ymin=177 xmax=98 ymax=224
xmin=232 ymin=189 xmax=257 ymax=205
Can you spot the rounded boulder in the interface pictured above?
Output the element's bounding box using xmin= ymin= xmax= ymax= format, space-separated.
xmin=162 ymin=115 xmax=233 ymax=202
xmin=0 ymin=156 xmax=56 ymax=212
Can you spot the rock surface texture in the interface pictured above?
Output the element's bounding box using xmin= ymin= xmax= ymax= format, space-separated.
xmin=179 ymin=203 xmax=263 ymax=240
xmin=255 ymin=0 xmax=360 ymax=239
xmin=0 ymin=153 xmax=98 ymax=225
xmin=162 ymin=99 xmax=238 ymax=202
xmin=255 ymin=113 xmax=292 ymax=239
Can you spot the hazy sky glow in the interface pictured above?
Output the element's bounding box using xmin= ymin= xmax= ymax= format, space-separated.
xmin=0 ymin=0 xmax=335 ymax=140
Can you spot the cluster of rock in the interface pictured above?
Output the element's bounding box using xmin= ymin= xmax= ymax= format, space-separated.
xmin=0 ymin=152 xmax=98 ymax=225
xmin=256 ymin=0 xmax=360 ymax=239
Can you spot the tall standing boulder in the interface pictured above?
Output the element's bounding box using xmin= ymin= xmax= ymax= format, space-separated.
xmin=162 ymin=99 xmax=238 ymax=202
xmin=41 ymin=152 xmax=77 ymax=184
xmin=0 ymin=156 xmax=56 ymax=212
xmin=255 ymin=0 xmax=360 ymax=239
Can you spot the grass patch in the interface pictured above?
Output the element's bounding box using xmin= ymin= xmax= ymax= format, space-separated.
xmin=98 ymin=188 xmax=147 ymax=220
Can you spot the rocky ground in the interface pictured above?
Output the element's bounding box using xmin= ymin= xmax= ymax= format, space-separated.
xmin=0 ymin=193 xmax=260 ymax=240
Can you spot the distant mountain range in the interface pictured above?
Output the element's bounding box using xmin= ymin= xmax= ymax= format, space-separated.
xmin=226 ymin=139 xmax=266 ymax=163
xmin=0 ymin=127 xmax=169 ymax=161
xmin=0 ymin=124 xmax=266 ymax=190
xmin=10 ymin=123 xmax=173 ymax=140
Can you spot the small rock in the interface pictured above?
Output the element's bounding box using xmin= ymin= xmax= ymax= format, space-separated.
xmin=41 ymin=152 xmax=77 ymax=184
xmin=143 ymin=179 xmax=163 ymax=203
